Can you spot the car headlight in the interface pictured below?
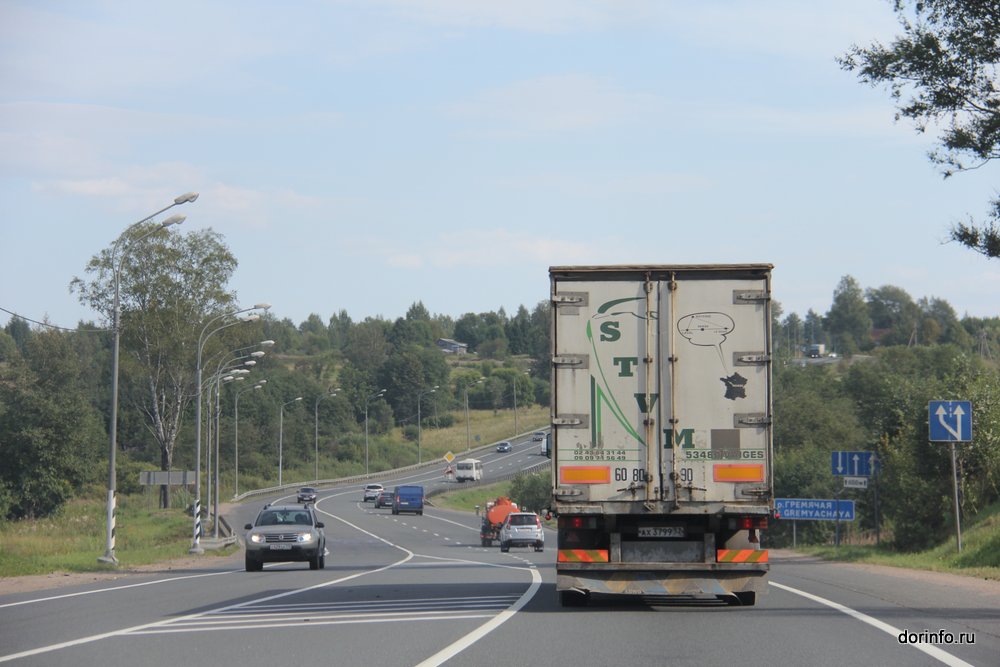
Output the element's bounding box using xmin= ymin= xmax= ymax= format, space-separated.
xmin=249 ymin=533 xmax=265 ymax=544
xmin=297 ymin=532 xmax=315 ymax=543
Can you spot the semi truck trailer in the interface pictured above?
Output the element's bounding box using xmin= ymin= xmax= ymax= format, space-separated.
xmin=549 ymin=264 xmax=774 ymax=606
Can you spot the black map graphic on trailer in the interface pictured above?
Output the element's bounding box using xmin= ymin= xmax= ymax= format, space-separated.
xmin=676 ymin=312 xmax=747 ymax=401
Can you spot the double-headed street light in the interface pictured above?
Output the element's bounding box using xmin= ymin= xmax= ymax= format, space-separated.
xmin=464 ymin=379 xmax=484 ymax=452
xmin=279 ymin=397 xmax=303 ymax=487
xmin=100 ymin=192 xmax=196 ymax=566
xmin=314 ymin=388 xmax=341 ymax=481
xmin=364 ymin=389 xmax=386 ymax=476
xmin=417 ymin=386 xmax=438 ymax=464
xmin=190 ymin=310 xmax=271 ymax=555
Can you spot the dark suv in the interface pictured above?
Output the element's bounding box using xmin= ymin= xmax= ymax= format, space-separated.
xmin=244 ymin=504 xmax=326 ymax=571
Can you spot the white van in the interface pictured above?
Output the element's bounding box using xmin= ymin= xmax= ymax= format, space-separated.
xmin=455 ymin=458 xmax=483 ymax=482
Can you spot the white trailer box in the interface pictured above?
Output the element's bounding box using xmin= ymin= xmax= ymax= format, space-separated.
xmin=550 ymin=264 xmax=774 ymax=606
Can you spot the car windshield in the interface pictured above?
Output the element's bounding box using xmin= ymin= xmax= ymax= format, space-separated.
xmin=300 ymin=488 xmax=315 ymax=494
xmin=509 ymin=514 xmax=537 ymax=526
xmin=257 ymin=509 xmax=312 ymax=526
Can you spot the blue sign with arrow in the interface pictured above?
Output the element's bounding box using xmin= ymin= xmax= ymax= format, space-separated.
xmin=831 ymin=451 xmax=876 ymax=477
xmin=928 ymin=401 xmax=972 ymax=442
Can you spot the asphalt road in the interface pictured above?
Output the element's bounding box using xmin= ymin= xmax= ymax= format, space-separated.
xmin=2 ymin=436 xmax=998 ymax=666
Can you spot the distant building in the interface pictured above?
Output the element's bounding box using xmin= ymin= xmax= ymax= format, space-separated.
xmin=436 ymin=338 xmax=468 ymax=354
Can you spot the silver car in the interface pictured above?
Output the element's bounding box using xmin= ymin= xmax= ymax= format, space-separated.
xmin=244 ymin=504 xmax=326 ymax=571
xmin=499 ymin=512 xmax=544 ymax=552
xmin=363 ymin=483 xmax=384 ymax=502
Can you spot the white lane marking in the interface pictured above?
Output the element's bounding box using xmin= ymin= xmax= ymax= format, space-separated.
xmin=0 ymin=555 xmax=413 ymax=664
xmin=0 ymin=569 xmax=238 ymax=610
xmin=0 ymin=511 xmax=415 ymax=664
xmin=415 ymin=567 xmax=542 ymax=667
xmin=770 ymin=581 xmax=974 ymax=667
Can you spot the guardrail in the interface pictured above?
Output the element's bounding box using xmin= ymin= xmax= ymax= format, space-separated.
xmin=233 ymin=429 xmax=549 ymax=503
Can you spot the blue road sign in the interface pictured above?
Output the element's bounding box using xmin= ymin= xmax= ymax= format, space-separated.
xmin=831 ymin=451 xmax=876 ymax=477
xmin=928 ymin=401 xmax=973 ymax=442
xmin=775 ymin=498 xmax=855 ymax=521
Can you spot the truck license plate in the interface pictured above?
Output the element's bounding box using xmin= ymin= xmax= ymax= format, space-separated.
xmin=638 ymin=526 xmax=685 ymax=538
xmin=269 ymin=544 xmax=293 ymax=550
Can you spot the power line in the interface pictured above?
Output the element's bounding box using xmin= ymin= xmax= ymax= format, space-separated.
xmin=0 ymin=305 xmax=109 ymax=333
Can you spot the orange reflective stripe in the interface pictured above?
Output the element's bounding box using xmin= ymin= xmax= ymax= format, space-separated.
xmin=558 ymin=549 xmax=610 ymax=563
xmin=713 ymin=464 xmax=765 ymax=482
xmin=716 ymin=549 xmax=769 ymax=563
xmin=560 ymin=466 xmax=611 ymax=484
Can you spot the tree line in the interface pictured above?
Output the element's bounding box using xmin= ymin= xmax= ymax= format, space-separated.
xmin=2 ymin=215 xmax=999 ymax=557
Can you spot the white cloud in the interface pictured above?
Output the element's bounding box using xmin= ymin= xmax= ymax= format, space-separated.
xmin=368 ymin=228 xmax=602 ymax=269
xmin=446 ymin=74 xmax=661 ymax=137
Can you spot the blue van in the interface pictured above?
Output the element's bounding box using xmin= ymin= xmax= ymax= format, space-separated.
xmin=392 ymin=485 xmax=424 ymax=515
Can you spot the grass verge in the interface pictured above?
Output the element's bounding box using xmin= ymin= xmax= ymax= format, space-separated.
xmin=797 ymin=502 xmax=1000 ymax=581
xmin=0 ymin=495 xmax=235 ymax=577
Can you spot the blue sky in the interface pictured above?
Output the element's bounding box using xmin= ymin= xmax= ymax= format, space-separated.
xmin=3 ymin=1 xmax=999 ymax=331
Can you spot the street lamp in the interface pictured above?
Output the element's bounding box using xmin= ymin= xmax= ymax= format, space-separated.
xmin=512 ymin=371 xmax=530 ymax=436
xmin=314 ymin=388 xmax=341 ymax=481
xmin=364 ymin=389 xmax=386 ymax=476
xmin=279 ymin=397 xmax=302 ymax=487
xmin=464 ymin=379 xmax=484 ymax=452
xmin=190 ymin=312 xmax=272 ymax=555
xmin=99 ymin=194 xmax=195 ymax=566
xmin=235 ymin=380 xmax=266 ymax=497
xmin=417 ymin=386 xmax=438 ymax=464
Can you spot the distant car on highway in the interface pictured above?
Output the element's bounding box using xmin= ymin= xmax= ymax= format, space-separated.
xmin=363 ymin=483 xmax=383 ymax=502
xmin=499 ymin=512 xmax=544 ymax=553
xmin=243 ymin=504 xmax=326 ymax=571
xmin=496 ymin=441 xmax=512 ymax=453
xmin=375 ymin=490 xmax=392 ymax=508
xmin=296 ymin=487 xmax=317 ymax=503
xmin=532 ymin=431 xmax=545 ymax=441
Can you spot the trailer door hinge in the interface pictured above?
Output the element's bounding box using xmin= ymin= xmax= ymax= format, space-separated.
xmin=552 ymin=354 xmax=588 ymax=369
xmin=733 ymin=290 xmax=770 ymax=304
xmin=734 ymin=352 xmax=771 ymax=366
xmin=734 ymin=413 xmax=772 ymax=427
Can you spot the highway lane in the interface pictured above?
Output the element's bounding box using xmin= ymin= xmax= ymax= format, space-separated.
xmin=3 ymin=435 xmax=999 ymax=666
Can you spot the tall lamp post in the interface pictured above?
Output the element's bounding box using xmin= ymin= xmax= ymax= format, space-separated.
xmin=364 ymin=389 xmax=386 ymax=475
xmin=190 ymin=310 xmax=272 ymax=555
xmin=235 ymin=380 xmax=266 ymax=497
xmin=314 ymin=388 xmax=341 ymax=481
xmin=512 ymin=371 xmax=530 ymax=436
xmin=464 ymin=379 xmax=483 ymax=452
xmin=99 ymin=193 xmax=196 ymax=566
xmin=279 ymin=397 xmax=303 ymax=487
xmin=417 ymin=386 xmax=438 ymax=464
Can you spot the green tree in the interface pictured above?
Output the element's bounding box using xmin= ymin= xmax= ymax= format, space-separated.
xmin=866 ymin=284 xmax=920 ymax=346
xmin=825 ymin=276 xmax=872 ymax=354
xmin=509 ymin=472 xmax=551 ymax=514
xmin=840 ymin=1 xmax=1000 ymax=258
xmin=0 ymin=330 xmax=104 ymax=519
xmin=71 ymin=224 xmax=239 ymax=508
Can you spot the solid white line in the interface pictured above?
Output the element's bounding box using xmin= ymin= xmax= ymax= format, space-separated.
xmin=0 ymin=569 xmax=237 ymax=609
xmin=414 ymin=568 xmax=542 ymax=667
xmin=0 ymin=510 xmax=414 ymax=664
xmin=770 ymin=581 xmax=974 ymax=667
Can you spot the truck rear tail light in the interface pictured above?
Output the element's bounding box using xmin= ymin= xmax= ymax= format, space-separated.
xmin=561 ymin=516 xmax=598 ymax=530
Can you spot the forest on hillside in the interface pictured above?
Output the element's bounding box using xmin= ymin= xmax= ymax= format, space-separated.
xmin=3 ymin=257 xmax=1000 ymax=552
